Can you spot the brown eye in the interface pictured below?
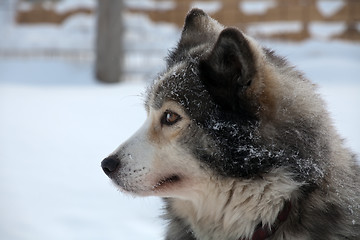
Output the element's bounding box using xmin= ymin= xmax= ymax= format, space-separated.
xmin=161 ymin=111 xmax=181 ymax=126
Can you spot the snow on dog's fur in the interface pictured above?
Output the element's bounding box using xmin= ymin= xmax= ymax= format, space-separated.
xmin=102 ymin=9 xmax=360 ymax=240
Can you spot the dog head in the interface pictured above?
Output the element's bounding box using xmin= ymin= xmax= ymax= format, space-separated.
xmin=101 ymin=9 xmax=325 ymax=198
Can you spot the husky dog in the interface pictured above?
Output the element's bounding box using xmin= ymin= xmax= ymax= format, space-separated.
xmin=101 ymin=9 xmax=360 ymax=240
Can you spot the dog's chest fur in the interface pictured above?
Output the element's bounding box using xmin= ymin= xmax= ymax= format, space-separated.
xmin=167 ymin=170 xmax=301 ymax=240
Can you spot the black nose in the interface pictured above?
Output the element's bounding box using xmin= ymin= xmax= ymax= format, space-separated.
xmin=101 ymin=155 xmax=120 ymax=176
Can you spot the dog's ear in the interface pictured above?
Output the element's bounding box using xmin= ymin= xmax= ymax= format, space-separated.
xmin=167 ymin=9 xmax=223 ymax=66
xmin=181 ymin=8 xmax=221 ymax=43
xmin=199 ymin=28 xmax=257 ymax=115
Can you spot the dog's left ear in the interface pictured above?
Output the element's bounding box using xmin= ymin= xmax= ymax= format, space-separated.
xmin=167 ymin=9 xmax=223 ymax=66
xmin=199 ymin=28 xmax=257 ymax=115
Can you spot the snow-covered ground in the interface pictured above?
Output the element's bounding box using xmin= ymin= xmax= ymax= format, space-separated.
xmin=0 ymin=73 xmax=165 ymax=240
xmin=0 ymin=1 xmax=360 ymax=239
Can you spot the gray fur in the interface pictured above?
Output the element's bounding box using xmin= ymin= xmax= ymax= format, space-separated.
xmin=103 ymin=8 xmax=360 ymax=240
xmin=150 ymin=9 xmax=360 ymax=239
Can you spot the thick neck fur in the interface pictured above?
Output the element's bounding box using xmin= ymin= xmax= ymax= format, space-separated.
xmin=169 ymin=169 xmax=301 ymax=240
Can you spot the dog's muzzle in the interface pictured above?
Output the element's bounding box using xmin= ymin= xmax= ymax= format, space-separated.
xmin=101 ymin=155 xmax=120 ymax=176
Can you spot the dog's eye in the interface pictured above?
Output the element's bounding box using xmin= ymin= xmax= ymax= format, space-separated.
xmin=161 ymin=111 xmax=181 ymax=126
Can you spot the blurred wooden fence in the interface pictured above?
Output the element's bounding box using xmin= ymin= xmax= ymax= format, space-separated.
xmin=0 ymin=48 xmax=94 ymax=61
xmin=12 ymin=0 xmax=360 ymax=82
xmin=127 ymin=0 xmax=360 ymax=41
xmin=16 ymin=0 xmax=360 ymax=41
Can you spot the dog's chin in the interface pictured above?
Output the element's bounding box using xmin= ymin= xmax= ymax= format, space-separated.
xmin=112 ymin=174 xmax=183 ymax=197
xmin=152 ymin=175 xmax=182 ymax=190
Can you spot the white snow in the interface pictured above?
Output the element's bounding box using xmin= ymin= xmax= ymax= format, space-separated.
xmin=0 ymin=3 xmax=359 ymax=239
xmin=246 ymin=21 xmax=349 ymax=40
xmin=0 ymin=63 xmax=165 ymax=240
xmin=309 ymin=21 xmax=346 ymax=40
xmin=240 ymin=0 xmax=276 ymax=15
xmin=124 ymin=0 xmax=175 ymax=11
xmin=55 ymin=0 xmax=96 ymax=14
xmin=0 ymin=13 xmax=95 ymax=51
xmin=246 ymin=21 xmax=303 ymax=36
xmin=17 ymin=0 xmax=96 ymax=14
xmin=191 ymin=1 xmax=222 ymax=14
xmin=17 ymin=1 xmax=32 ymax=12
xmin=122 ymin=13 xmax=180 ymax=81
xmin=316 ymin=0 xmax=345 ymax=17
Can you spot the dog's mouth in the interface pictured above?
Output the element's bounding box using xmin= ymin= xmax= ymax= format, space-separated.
xmin=152 ymin=175 xmax=181 ymax=190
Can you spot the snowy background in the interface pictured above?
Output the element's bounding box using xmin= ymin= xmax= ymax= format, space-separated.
xmin=0 ymin=1 xmax=359 ymax=240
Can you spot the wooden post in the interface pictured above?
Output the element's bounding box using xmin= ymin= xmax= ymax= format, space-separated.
xmin=95 ymin=0 xmax=124 ymax=83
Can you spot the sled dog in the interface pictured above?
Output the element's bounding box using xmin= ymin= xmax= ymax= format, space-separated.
xmin=102 ymin=9 xmax=360 ymax=240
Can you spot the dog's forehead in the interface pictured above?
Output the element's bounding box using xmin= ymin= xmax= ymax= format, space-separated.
xmin=146 ymin=60 xmax=214 ymax=120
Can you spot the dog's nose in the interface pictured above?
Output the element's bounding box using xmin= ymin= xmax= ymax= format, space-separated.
xmin=101 ymin=155 xmax=120 ymax=176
